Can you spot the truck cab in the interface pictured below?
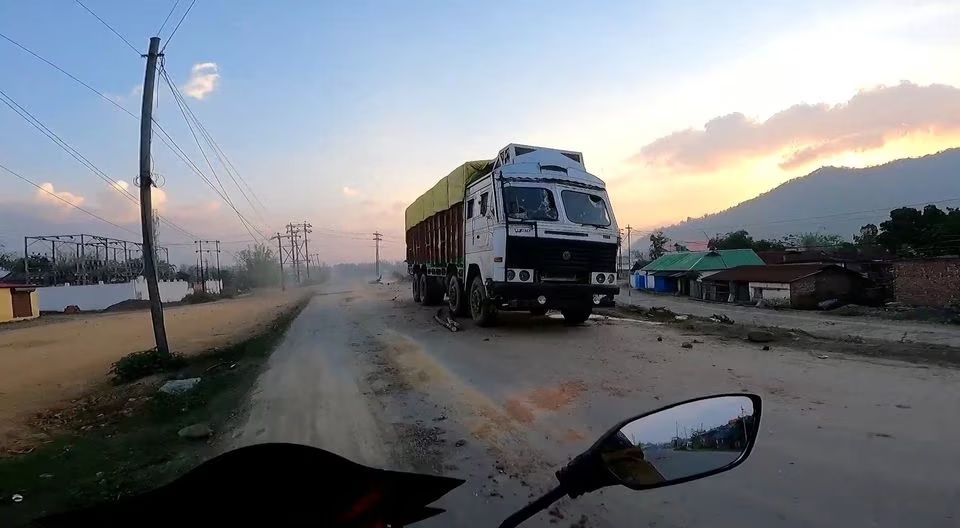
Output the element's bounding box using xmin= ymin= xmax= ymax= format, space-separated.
xmin=462 ymin=144 xmax=620 ymax=324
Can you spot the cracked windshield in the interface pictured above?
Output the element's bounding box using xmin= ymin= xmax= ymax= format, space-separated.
xmin=1 ymin=1 xmax=959 ymax=527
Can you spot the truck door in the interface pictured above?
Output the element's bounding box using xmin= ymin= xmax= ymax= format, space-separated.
xmin=466 ymin=184 xmax=495 ymax=278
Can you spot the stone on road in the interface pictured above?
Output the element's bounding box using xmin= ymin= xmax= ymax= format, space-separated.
xmin=230 ymin=283 xmax=960 ymax=528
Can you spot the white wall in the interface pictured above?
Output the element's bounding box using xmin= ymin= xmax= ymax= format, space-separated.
xmin=38 ymin=278 xmax=191 ymax=312
xmin=748 ymin=281 xmax=791 ymax=304
xmin=132 ymin=277 xmax=190 ymax=303
xmin=37 ymin=282 xmax=135 ymax=312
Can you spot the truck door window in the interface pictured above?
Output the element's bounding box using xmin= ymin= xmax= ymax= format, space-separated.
xmin=480 ymin=193 xmax=489 ymax=216
xmin=467 ymin=199 xmax=475 ymax=218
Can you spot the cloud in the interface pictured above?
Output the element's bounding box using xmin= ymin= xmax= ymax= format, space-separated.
xmin=631 ymin=82 xmax=960 ymax=171
xmin=36 ymin=182 xmax=85 ymax=207
xmin=341 ymin=186 xmax=360 ymax=197
xmin=182 ymin=62 xmax=220 ymax=100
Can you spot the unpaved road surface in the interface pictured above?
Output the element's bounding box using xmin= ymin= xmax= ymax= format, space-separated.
xmin=0 ymin=290 xmax=306 ymax=450
xmin=618 ymin=288 xmax=960 ymax=347
xmin=236 ymin=284 xmax=960 ymax=527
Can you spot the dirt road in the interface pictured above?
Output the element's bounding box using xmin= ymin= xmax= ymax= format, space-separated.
xmin=618 ymin=288 xmax=960 ymax=347
xmin=235 ymin=283 xmax=960 ymax=527
xmin=0 ymin=290 xmax=306 ymax=450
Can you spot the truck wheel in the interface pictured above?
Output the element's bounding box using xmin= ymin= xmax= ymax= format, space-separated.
xmin=469 ymin=275 xmax=497 ymax=327
xmin=418 ymin=275 xmax=431 ymax=305
xmin=561 ymin=305 xmax=592 ymax=325
xmin=412 ymin=274 xmax=422 ymax=303
xmin=422 ymin=276 xmax=443 ymax=306
xmin=448 ymin=276 xmax=468 ymax=316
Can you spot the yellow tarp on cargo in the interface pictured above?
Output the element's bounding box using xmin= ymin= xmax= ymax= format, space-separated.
xmin=404 ymin=160 xmax=490 ymax=231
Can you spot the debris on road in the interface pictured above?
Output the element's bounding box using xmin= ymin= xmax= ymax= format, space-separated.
xmin=711 ymin=313 xmax=734 ymax=324
xmin=455 ymin=439 xmax=467 ymax=447
xmin=681 ymin=341 xmax=693 ymax=349
xmin=434 ymin=308 xmax=461 ymax=332
xmin=817 ymin=354 xmax=829 ymax=359
xmin=762 ymin=345 xmax=771 ymax=351
xmin=177 ymin=423 xmax=213 ymax=440
xmin=657 ymin=336 xmax=663 ymax=341
xmin=159 ymin=377 xmax=201 ymax=395
xmin=747 ymin=330 xmax=776 ymax=343
xmin=11 ymin=493 xmax=23 ymax=503
xmin=674 ymin=315 xmax=689 ymax=321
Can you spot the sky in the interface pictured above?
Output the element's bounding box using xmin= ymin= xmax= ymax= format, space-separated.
xmin=2 ymin=0 xmax=959 ymax=265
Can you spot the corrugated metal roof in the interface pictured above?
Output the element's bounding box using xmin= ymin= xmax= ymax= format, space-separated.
xmin=702 ymin=264 xmax=860 ymax=283
xmin=640 ymin=249 xmax=763 ymax=272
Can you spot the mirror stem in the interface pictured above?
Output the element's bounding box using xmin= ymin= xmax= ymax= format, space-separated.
xmin=497 ymin=485 xmax=567 ymax=528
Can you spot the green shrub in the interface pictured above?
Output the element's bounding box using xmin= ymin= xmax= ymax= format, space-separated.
xmin=110 ymin=348 xmax=186 ymax=384
xmin=183 ymin=291 xmax=217 ymax=304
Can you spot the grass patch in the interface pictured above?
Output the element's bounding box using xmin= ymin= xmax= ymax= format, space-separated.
xmin=0 ymin=296 xmax=310 ymax=527
xmin=110 ymin=349 xmax=187 ymax=384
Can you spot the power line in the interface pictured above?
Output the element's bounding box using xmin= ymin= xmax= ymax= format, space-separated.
xmin=158 ymin=65 xmax=266 ymax=242
xmin=161 ymin=0 xmax=198 ymax=52
xmin=73 ymin=0 xmax=140 ymax=55
xmin=0 ymin=88 xmax=198 ymax=240
xmin=0 ymin=162 xmax=137 ymax=235
xmin=159 ymin=64 xmax=269 ymax=222
xmin=157 ymin=0 xmax=182 ymax=35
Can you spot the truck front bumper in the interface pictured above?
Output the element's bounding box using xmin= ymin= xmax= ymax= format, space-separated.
xmin=488 ymin=281 xmax=619 ymax=309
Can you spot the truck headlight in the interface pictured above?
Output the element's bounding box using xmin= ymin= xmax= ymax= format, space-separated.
xmin=608 ymin=274 xmax=616 ymax=284
xmin=519 ymin=270 xmax=531 ymax=282
xmin=506 ymin=269 xmax=516 ymax=281
xmin=596 ymin=273 xmax=606 ymax=284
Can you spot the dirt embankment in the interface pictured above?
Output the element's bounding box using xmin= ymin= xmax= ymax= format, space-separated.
xmin=0 ymin=290 xmax=310 ymax=451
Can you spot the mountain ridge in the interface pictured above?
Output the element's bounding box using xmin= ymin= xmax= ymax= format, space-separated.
xmin=652 ymin=147 xmax=960 ymax=247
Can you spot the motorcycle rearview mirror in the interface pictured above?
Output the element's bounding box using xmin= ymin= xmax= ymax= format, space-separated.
xmin=499 ymin=394 xmax=762 ymax=528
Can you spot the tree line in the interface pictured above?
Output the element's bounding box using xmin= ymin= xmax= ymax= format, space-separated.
xmin=642 ymin=204 xmax=960 ymax=261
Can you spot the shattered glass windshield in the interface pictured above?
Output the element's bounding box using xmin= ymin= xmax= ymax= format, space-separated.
xmin=561 ymin=190 xmax=611 ymax=226
xmin=503 ymin=186 xmax=559 ymax=221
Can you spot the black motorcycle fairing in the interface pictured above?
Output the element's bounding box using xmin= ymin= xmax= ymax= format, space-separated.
xmin=33 ymin=443 xmax=464 ymax=527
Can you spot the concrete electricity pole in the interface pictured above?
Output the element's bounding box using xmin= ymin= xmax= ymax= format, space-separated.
xmin=301 ymin=222 xmax=312 ymax=280
xmin=373 ymin=232 xmax=383 ymax=279
xmin=138 ymin=37 xmax=169 ymax=356
xmin=271 ymin=232 xmax=286 ymax=291
xmin=625 ymin=225 xmax=633 ymax=297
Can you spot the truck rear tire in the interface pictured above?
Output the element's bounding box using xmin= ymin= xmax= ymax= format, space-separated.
xmin=448 ymin=276 xmax=468 ymax=317
xmin=469 ymin=275 xmax=497 ymax=327
xmin=413 ymin=274 xmax=422 ymax=303
xmin=561 ymin=305 xmax=592 ymax=325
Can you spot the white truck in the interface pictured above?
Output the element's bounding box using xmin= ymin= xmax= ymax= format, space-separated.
xmin=405 ymin=144 xmax=620 ymax=326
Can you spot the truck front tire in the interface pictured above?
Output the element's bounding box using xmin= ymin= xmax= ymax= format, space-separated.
xmin=448 ymin=276 xmax=468 ymax=317
xmin=469 ymin=276 xmax=497 ymax=327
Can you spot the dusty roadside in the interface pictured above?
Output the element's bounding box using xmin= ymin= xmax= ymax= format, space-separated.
xmin=0 ymin=289 xmax=309 ymax=452
xmin=602 ymin=303 xmax=960 ymax=367
xmin=0 ymin=294 xmax=312 ymax=527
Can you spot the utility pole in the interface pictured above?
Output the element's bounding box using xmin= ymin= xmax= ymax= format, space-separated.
xmin=138 ymin=36 xmax=169 ymax=356
xmin=214 ymin=240 xmax=221 ymax=291
xmin=301 ymin=222 xmax=312 ymax=280
xmin=626 ymin=225 xmax=632 ymax=297
xmin=271 ymin=232 xmax=286 ymax=291
xmin=285 ymin=223 xmax=302 ymax=284
xmin=373 ymin=232 xmax=383 ymax=279
xmin=196 ymin=239 xmax=205 ymax=292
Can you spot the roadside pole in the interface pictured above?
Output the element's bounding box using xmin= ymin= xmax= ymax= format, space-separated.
xmin=626 ymin=225 xmax=632 ymax=297
xmin=373 ymin=232 xmax=383 ymax=279
xmin=138 ymin=37 xmax=169 ymax=356
xmin=272 ymin=232 xmax=286 ymax=291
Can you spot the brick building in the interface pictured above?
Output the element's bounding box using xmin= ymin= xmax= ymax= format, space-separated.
xmin=892 ymin=257 xmax=960 ymax=307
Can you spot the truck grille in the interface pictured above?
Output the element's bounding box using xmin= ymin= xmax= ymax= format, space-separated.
xmin=505 ymin=236 xmax=617 ymax=280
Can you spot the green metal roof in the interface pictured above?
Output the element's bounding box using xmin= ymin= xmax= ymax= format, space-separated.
xmin=640 ymin=249 xmax=763 ymax=272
